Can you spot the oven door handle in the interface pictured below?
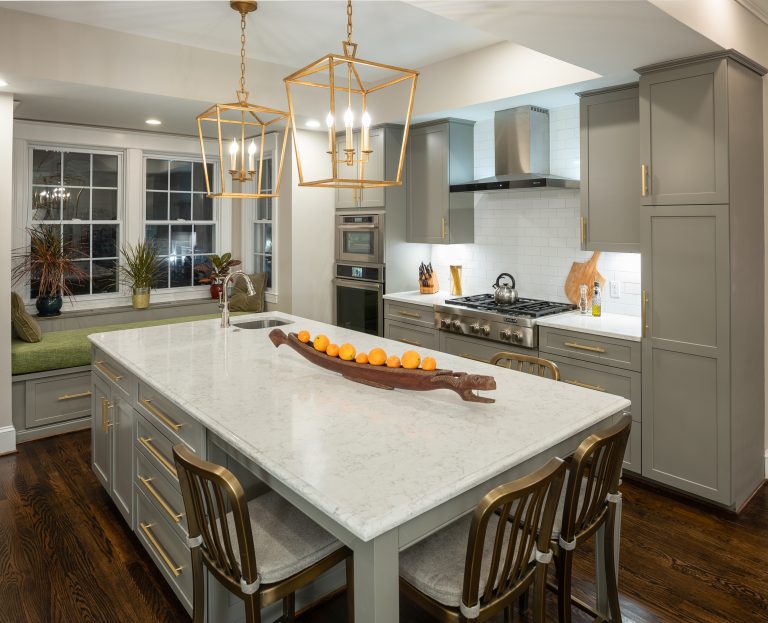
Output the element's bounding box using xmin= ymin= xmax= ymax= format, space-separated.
xmin=333 ymin=278 xmax=383 ymax=290
xmin=337 ymin=224 xmax=376 ymax=230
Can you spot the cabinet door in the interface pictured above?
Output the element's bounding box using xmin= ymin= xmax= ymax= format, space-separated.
xmin=580 ymin=86 xmax=640 ymax=252
xmin=91 ymin=374 xmax=111 ymax=490
xmin=110 ymin=397 xmax=135 ymax=526
xmin=641 ymin=205 xmax=731 ymax=503
xmin=360 ymin=128 xmax=385 ymax=208
xmin=407 ymin=125 xmax=448 ymax=243
xmin=335 ymin=134 xmax=360 ymax=209
xmin=640 ymin=59 xmax=729 ymax=205
xmin=384 ymin=319 xmax=438 ymax=350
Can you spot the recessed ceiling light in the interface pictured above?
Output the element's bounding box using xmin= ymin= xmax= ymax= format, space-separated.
xmin=145 ymin=118 xmax=162 ymax=126
xmin=0 ymin=79 xmax=8 ymax=88
xmin=305 ymin=119 xmax=321 ymax=128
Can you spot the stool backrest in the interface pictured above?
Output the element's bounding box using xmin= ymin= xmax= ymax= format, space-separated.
xmin=490 ymin=351 xmax=561 ymax=381
xmin=462 ymin=457 xmax=566 ymax=615
xmin=173 ymin=444 xmax=258 ymax=594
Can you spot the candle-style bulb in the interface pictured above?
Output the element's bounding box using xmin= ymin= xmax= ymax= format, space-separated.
xmin=362 ymin=111 xmax=371 ymax=128
xmin=247 ymin=140 xmax=257 ymax=172
xmin=343 ymin=107 xmax=354 ymax=128
xmin=361 ymin=111 xmax=371 ymax=153
xmin=248 ymin=140 xmax=256 ymax=156
xmin=326 ymin=112 xmax=334 ymax=128
xmin=229 ymin=138 xmax=238 ymax=171
xmin=229 ymin=139 xmax=238 ymax=155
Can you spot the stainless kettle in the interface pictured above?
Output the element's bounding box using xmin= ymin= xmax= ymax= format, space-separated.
xmin=493 ymin=273 xmax=518 ymax=304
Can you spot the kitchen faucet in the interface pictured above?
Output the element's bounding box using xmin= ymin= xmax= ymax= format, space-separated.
xmin=219 ymin=270 xmax=256 ymax=328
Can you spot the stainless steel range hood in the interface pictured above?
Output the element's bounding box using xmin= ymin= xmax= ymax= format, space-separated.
xmin=450 ymin=106 xmax=579 ymax=193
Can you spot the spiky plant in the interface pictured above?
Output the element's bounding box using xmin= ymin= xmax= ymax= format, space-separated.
xmin=118 ymin=241 xmax=162 ymax=290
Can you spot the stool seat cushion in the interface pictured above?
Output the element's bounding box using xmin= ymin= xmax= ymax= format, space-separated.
xmin=226 ymin=491 xmax=341 ymax=584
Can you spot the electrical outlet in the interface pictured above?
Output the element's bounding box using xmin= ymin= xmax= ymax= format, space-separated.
xmin=609 ymin=280 xmax=621 ymax=298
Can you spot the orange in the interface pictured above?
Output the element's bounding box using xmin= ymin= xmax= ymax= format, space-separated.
xmin=355 ymin=352 xmax=369 ymax=364
xmin=368 ymin=347 xmax=387 ymax=366
xmin=297 ymin=330 xmax=310 ymax=343
xmin=401 ymin=351 xmax=421 ymax=370
xmin=326 ymin=343 xmax=339 ymax=357
xmin=313 ymin=334 xmax=329 ymax=353
xmin=339 ymin=343 xmax=356 ymax=361
xmin=386 ymin=355 xmax=401 ymax=368
xmin=422 ymin=356 xmax=437 ymax=371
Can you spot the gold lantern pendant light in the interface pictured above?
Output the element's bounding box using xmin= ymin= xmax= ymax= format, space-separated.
xmin=284 ymin=0 xmax=418 ymax=190
xmin=197 ymin=1 xmax=291 ymax=199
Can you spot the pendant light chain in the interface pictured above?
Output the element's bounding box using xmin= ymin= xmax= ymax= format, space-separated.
xmin=238 ymin=10 xmax=248 ymax=101
xmin=346 ymin=0 xmax=353 ymax=44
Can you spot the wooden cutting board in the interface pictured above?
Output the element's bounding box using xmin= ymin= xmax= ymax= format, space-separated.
xmin=564 ymin=251 xmax=606 ymax=305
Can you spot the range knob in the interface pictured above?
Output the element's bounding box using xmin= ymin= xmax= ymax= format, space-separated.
xmin=451 ymin=320 xmax=462 ymax=331
xmin=513 ymin=330 xmax=523 ymax=342
xmin=500 ymin=329 xmax=512 ymax=340
xmin=470 ymin=323 xmax=480 ymax=334
xmin=440 ymin=318 xmax=450 ymax=329
xmin=481 ymin=325 xmax=491 ymax=336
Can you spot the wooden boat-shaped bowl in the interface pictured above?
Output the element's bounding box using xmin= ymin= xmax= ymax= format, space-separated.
xmin=269 ymin=329 xmax=496 ymax=403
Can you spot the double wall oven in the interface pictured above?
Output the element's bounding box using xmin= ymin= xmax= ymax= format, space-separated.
xmin=333 ymin=214 xmax=385 ymax=336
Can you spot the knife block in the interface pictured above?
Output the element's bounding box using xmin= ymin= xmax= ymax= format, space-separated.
xmin=419 ymin=273 xmax=439 ymax=294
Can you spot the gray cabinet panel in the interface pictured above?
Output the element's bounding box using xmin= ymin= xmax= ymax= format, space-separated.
xmin=384 ymin=319 xmax=438 ymax=350
xmin=640 ymin=59 xmax=729 ymax=205
xmin=440 ymin=333 xmax=528 ymax=364
xmin=111 ymin=397 xmax=134 ymax=526
xmin=579 ymin=85 xmax=640 ymax=252
xmin=25 ymin=371 xmax=91 ymax=429
xmin=384 ymin=300 xmax=435 ymax=328
xmin=361 ymin=128 xmax=385 ymax=208
xmin=539 ymin=326 xmax=641 ymax=372
xmin=91 ymin=374 xmax=111 ymax=489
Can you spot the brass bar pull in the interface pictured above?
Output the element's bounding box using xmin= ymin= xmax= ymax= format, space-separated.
xmin=58 ymin=391 xmax=92 ymax=401
xmin=580 ymin=217 xmax=587 ymax=246
xmin=139 ymin=476 xmax=183 ymax=523
xmin=441 ymin=217 xmax=447 ymax=240
xmin=140 ymin=399 xmax=183 ymax=432
xmin=101 ymin=398 xmax=113 ymax=433
xmin=94 ymin=361 xmax=124 ymax=383
xmin=398 ymin=338 xmax=421 ymax=346
xmin=564 ymin=341 xmax=606 ymax=354
xmin=642 ymin=290 xmax=649 ymax=338
xmin=140 ymin=522 xmax=183 ymax=577
xmin=139 ymin=436 xmax=178 ymax=478
xmin=398 ymin=310 xmax=421 ymax=319
xmin=459 ymin=352 xmax=488 ymax=363
xmin=564 ymin=379 xmax=606 ymax=392
xmin=641 ymin=164 xmax=648 ymax=197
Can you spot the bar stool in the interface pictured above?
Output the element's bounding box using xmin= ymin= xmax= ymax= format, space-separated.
xmin=172 ymin=444 xmax=354 ymax=623
xmin=490 ymin=352 xmax=561 ymax=381
xmin=399 ymin=457 xmax=566 ymax=622
xmin=550 ymin=416 xmax=632 ymax=623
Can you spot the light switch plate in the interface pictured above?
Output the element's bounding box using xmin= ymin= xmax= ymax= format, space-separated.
xmin=609 ymin=280 xmax=621 ymax=298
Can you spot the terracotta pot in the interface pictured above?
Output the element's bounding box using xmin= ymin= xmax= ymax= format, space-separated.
xmin=210 ymin=283 xmax=224 ymax=301
xmin=132 ymin=287 xmax=150 ymax=310
xmin=36 ymin=295 xmax=63 ymax=317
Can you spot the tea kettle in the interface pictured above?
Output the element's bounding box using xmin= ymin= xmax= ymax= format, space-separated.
xmin=493 ymin=273 xmax=518 ymax=304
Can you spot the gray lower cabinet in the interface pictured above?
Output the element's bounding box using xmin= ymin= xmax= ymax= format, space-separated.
xmin=383 ymin=300 xmax=439 ymax=350
xmin=578 ymin=83 xmax=640 ymax=252
xmin=440 ymin=333 xmax=528 ymax=364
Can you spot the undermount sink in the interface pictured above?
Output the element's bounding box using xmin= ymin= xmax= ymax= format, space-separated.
xmin=233 ymin=318 xmax=292 ymax=330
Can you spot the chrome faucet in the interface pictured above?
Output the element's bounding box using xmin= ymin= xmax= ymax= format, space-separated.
xmin=219 ymin=270 xmax=256 ymax=328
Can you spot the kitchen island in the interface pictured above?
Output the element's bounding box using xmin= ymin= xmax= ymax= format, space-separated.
xmin=89 ymin=312 xmax=630 ymax=623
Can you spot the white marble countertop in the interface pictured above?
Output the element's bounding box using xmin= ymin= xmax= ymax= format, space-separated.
xmin=536 ymin=311 xmax=642 ymax=342
xmin=383 ymin=290 xmax=472 ymax=307
xmin=89 ymin=312 xmax=630 ymax=542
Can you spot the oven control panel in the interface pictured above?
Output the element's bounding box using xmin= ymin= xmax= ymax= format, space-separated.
xmin=434 ymin=311 xmax=536 ymax=349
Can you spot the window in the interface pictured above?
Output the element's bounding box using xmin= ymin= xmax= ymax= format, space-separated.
xmin=253 ymin=157 xmax=273 ymax=289
xmin=30 ymin=148 xmax=120 ymax=296
xmin=144 ymin=157 xmax=216 ymax=288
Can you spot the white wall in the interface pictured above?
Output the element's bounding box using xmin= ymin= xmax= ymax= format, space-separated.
xmin=0 ymin=95 xmax=14 ymax=454
xmin=431 ymin=105 xmax=642 ymax=315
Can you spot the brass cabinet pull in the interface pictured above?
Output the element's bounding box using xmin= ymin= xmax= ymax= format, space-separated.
xmin=140 ymin=522 xmax=183 ymax=577
xmin=398 ymin=310 xmax=421 ymax=319
xmin=94 ymin=361 xmax=124 ymax=383
xmin=642 ymin=290 xmax=649 ymax=338
xmin=564 ymin=341 xmax=606 ymax=353
xmin=564 ymin=379 xmax=606 ymax=392
xmin=459 ymin=352 xmax=488 ymax=363
xmin=139 ymin=476 xmax=183 ymax=523
xmin=580 ymin=217 xmax=587 ymax=246
xmin=398 ymin=338 xmax=422 ymax=346
xmin=58 ymin=391 xmax=92 ymax=401
xmin=441 ymin=217 xmax=447 ymax=240
xmin=101 ymin=398 xmax=113 ymax=433
xmin=139 ymin=436 xmax=178 ymax=478
xmin=140 ymin=399 xmax=183 ymax=433
xmin=641 ymin=164 xmax=649 ymax=197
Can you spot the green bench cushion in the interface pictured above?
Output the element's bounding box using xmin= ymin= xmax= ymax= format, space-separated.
xmin=11 ymin=313 xmax=245 ymax=376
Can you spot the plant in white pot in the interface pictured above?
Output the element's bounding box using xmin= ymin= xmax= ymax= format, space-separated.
xmin=118 ymin=241 xmax=162 ymax=309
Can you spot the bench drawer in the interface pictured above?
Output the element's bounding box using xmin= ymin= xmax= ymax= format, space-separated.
xmin=136 ymin=488 xmax=192 ymax=613
xmin=384 ymin=320 xmax=438 ymax=350
xmin=539 ymin=327 xmax=641 ymax=372
xmin=137 ymin=382 xmax=204 ymax=453
xmin=384 ymin=300 xmax=435 ymax=328
xmin=25 ymin=371 xmax=91 ymax=429
xmin=136 ymin=451 xmax=187 ymax=540
xmin=92 ymin=350 xmax=132 ymax=397
xmin=137 ymin=415 xmax=181 ymax=484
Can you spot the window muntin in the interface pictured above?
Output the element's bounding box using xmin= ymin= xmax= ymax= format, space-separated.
xmin=253 ymin=157 xmax=273 ymax=290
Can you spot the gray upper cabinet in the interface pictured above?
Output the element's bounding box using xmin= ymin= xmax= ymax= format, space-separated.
xmin=334 ymin=126 xmax=392 ymax=210
xmin=406 ymin=119 xmax=474 ymax=244
xmin=578 ymin=84 xmax=640 ymax=252
xmin=638 ymin=57 xmax=729 ymax=205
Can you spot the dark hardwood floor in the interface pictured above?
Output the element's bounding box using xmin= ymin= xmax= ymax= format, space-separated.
xmin=1 ymin=430 xmax=766 ymax=622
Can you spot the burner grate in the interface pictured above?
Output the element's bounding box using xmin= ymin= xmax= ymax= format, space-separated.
xmin=446 ymin=294 xmax=575 ymax=318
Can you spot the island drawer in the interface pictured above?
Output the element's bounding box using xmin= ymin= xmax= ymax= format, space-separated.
xmin=25 ymin=370 xmax=91 ymax=429
xmin=137 ymin=382 xmax=204 ymax=453
xmin=136 ymin=489 xmax=192 ymax=613
xmin=136 ymin=451 xmax=187 ymax=540
xmin=539 ymin=327 xmax=640 ymax=372
xmin=384 ymin=300 xmax=435 ymax=328
xmin=384 ymin=319 xmax=438 ymax=350
xmin=92 ymin=349 xmax=132 ymax=397
xmin=137 ymin=415 xmax=181 ymax=484
xmin=440 ymin=333 xmax=529 ymax=364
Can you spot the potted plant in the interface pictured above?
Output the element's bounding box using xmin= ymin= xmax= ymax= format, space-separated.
xmin=195 ymin=253 xmax=242 ymax=300
xmin=12 ymin=225 xmax=88 ymax=317
xmin=118 ymin=241 xmax=162 ymax=309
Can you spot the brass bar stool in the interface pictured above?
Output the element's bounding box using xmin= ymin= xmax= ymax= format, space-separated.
xmin=490 ymin=352 xmax=561 ymax=381
xmin=550 ymin=416 xmax=632 ymax=623
xmin=172 ymin=444 xmax=354 ymax=623
xmin=399 ymin=457 xmax=566 ymax=622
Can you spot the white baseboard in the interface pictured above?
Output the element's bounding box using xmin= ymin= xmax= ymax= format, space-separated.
xmin=0 ymin=425 xmax=16 ymax=455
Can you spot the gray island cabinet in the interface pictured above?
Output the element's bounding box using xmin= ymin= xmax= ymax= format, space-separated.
xmin=637 ymin=50 xmax=766 ymax=509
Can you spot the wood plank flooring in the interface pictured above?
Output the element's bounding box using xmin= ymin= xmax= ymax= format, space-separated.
xmin=0 ymin=430 xmax=766 ymax=622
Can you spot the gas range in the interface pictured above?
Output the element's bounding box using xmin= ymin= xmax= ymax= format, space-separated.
xmin=434 ymin=294 xmax=576 ymax=349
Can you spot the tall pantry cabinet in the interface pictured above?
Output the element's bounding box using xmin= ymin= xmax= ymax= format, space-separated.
xmin=637 ymin=51 xmax=766 ymax=509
